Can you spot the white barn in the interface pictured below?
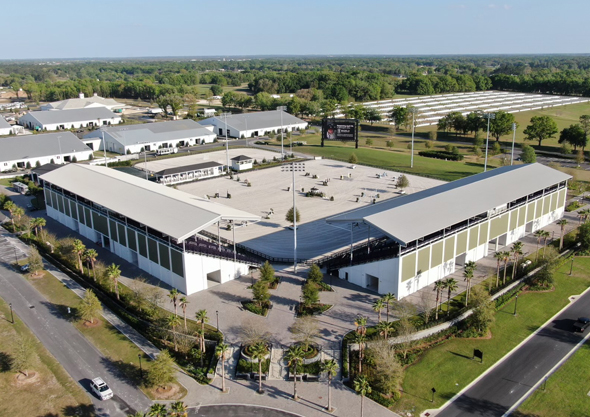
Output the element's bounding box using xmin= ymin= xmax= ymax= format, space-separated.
xmin=40 ymin=93 xmax=125 ymax=111
xmin=83 ymin=120 xmax=217 ymax=154
xmin=325 ymin=164 xmax=571 ymax=299
xmin=0 ymin=132 xmax=93 ymax=172
xmin=19 ymin=107 xmax=122 ymax=131
xmin=201 ymin=110 xmax=307 ymax=139
xmin=41 ymin=164 xmax=261 ymax=294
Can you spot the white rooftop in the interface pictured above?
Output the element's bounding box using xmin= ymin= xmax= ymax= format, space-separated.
xmin=327 ymin=164 xmax=571 ymax=245
xmin=42 ymin=95 xmax=124 ymax=111
xmin=40 ymin=164 xmax=260 ymax=241
xmin=201 ymin=110 xmax=305 ymax=131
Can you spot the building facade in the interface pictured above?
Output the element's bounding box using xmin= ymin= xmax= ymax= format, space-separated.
xmin=326 ymin=164 xmax=571 ymax=299
xmin=201 ymin=110 xmax=307 ymax=139
xmin=19 ymin=107 xmax=122 ymax=131
xmin=41 ymin=165 xmax=261 ymax=294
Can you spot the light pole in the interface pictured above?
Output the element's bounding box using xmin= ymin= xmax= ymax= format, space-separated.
xmin=570 ymin=242 xmax=582 ymax=275
xmin=513 ymin=295 xmax=518 ymax=316
xmin=277 ymin=106 xmax=287 ymax=159
xmin=216 ymin=310 xmax=219 ymax=331
xmin=483 ymin=113 xmax=495 ymax=172
xmin=138 ymin=141 xmax=149 ymax=180
xmin=281 ymin=162 xmax=306 ymax=273
xmin=220 ymin=113 xmax=231 ymax=173
xmin=9 ymin=303 xmax=14 ymax=324
xmin=56 ymin=135 xmax=63 ymax=164
xmin=409 ymin=108 xmax=418 ymax=168
xmin=138 ymin=353 xmax=143 ymax=379
xmin=510 ymin=122 xmax=517 ymax=165
xmin=101 ymin=130 xmax=108 ymax=167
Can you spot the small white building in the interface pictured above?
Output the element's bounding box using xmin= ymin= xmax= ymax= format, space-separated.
xmin=231 ymin=155 xmax=254 ymax=171
xmin=155 ymin=161 xmax=224 ymax=185
xmin=83 ymin=119 xmax=217 ymax=154
xmin=40 ymin=93 xmax=125 ymax=111
xmin=19 ymin=107 xmax=122 ymax=131
xmin=201 ymin=110 xmax=307 ymax=139
xmin=201 ymin=108 xmax=216 ymax=117
xmin=0 ymin=117 xmax=14 ymax=135
xmin=0 ymin=132 xmax=93 ymax=172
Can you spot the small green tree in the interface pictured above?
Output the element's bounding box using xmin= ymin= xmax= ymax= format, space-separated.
xmin=13 ymin=335 xmax=35 ymax=377
xmin=28 ymin=247 xmax=44 ymax=277
xmin=365 ymin=138 xmax=373 ymax=146
xmin=72 ymin=239 xmax=86 ymax=273
xmin=523 ymin=115 xmax=558 ymax=147
xmin=252 ymin=279 xmax=270 ymax=308
xmin=348 ymin=153 xmax=359 ymax=164
xmin=106 ymin=263 xmax=122 ymax=300
xmin=386 ymin=140 xmax=393 ymax=149
xmin=259 ymin=261 xmax=275 ymax=282
xmin=78 ymin=289 xmax=103 ymax=325
xmin=521 ymin=144 xmax=537 ymax=163
xmin=467 ymin=287 xmax=495 ymax=335
xmin=428 ymin=130 xmax=437 ymax=141
xmin=577 ymin=222 xmax=590 ymax=251
xmin=397 ymin=175 xmax=409 ymax=190
xmin=302 ymin=281 xmax=319 ymax=308
xmin=307 ymin=264 xmax=323 ymax=283
xmin=285 ymin=207 xmax=301 ymax=226
xmin=146 ymin=350 xmax=176 ymax=389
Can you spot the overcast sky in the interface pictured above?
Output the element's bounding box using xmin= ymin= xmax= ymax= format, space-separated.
xmin=3 ymin=0 xmax=588 ymax=59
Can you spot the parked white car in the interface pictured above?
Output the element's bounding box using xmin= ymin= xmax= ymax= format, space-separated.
xmin=90 ymin=377 xmax=113 ymax=400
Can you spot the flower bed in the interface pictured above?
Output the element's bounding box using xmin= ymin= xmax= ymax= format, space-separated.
xmin=241 ymin=301 xmax=271 ymax=317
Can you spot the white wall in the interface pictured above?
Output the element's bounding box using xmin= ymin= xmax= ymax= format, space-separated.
xmin=338 ymin=257 xmax=399 ymax=296
xmin=1 ymin=150 xmax=93 ymax=172
xmin=183 ymin=252 xmax=250 ymax=295
xmin=19 ymin=114 xmax=122 ymax=131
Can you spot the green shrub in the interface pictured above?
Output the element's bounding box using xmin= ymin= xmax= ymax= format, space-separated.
xmin=418 ymin=150 xmax=464 ymax=161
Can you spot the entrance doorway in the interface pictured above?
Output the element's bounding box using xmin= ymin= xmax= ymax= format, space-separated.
xmin=366 ymin=274 xmax=379 ymax=292
xmin=207 ymin=270 xmax=222 ymax=288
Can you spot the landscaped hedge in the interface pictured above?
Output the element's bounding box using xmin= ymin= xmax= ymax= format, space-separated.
xmin=418 ymin=150 xmax=464 ymax=161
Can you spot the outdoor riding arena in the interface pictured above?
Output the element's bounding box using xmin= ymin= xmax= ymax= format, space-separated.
xmin=142 ymin=148 xmax=445 ymax=261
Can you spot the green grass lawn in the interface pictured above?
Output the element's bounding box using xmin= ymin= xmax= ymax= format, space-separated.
xmin=393 ymin=257 xmax=590 ymax=416
xmin=25 ymin=270 xmax=163 ymax=398
xmin=0 ymin=178 xmax=13 ymax=187
xmin=0 ymin=298 xmax=93 ymax=417
xmin=517 ymin=342 xmax=590 ymax=417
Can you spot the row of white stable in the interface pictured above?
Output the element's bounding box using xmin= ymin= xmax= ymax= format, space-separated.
xmin=335 ymin=91 xmax=590 ymax=127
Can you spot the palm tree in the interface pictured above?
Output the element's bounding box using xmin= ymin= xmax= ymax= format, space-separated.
xmin=179 ymin=297 xmax=189 ymax=332
xmin=322 ymin=359 xmax=339 ymax=412
xmin=353 ymin=376 xmax=372 ymax=417
xmin=167 ymin=314 xmax=182 ymax=352
xmin=106 ymin=263 xmax=122 ymax=300
xmin=3 ymin=200 xmax=16 ymax=226
xmin=195 ymin=328 xmax=205 ymax=367
xmin=168 ymin=289 xmax=179 ymax=316
xmin=533 ymin=230 xmax=544 ymax=261
xmin=354 ymin=315 xmax=367 ymax=336
xmin=541 ymin=230 xmax=551 ymax=258
xmin=195 ymin=309 xmax=209 ymax=353
xmin=169 ymin=401 xmax=188 ymax=417
xmin=501 ymin=251 xmax=511 ymax=285
xmin=463 ymin=261 xmax=477 ymax=306
xmin=249 ymin=342 xmax=267 ymax=394
xmin=216 ymin=342 xmax=230 ymax=393
xmin=511 ymin=242 xmax=524 ymax=280
xmin=443 ymin=278 xmax=458 ymax=316
xmin=72 ymin=239 xmax=86 ymax=274
xmin=147 ymin=403 xmax=167 ymax=417
xmin=433 ymin=280 xmax=444 ymax=320
xmin=557 ymin=218 xmax=568 ymax=251
xmin=494 ymin=252 xmax=504 ymax=288
xmin=84 ymin=249 xmax=98 ymax=281
xmin=376 ymin=320 xmax=395 ymax=340
xmin=372 ymin=299 xmax=384 ymax=323
xmin=353 ymin=332 xmax=367 ymax=374
xmin=285 ymin=344 xmax=305 ymax=400
xmin=31 ymin=217 xmax=46 ymax=236
xmin=381 ymin=292 xmax=396 ymax=322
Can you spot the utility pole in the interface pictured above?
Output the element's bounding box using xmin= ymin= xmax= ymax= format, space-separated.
xmin=409 ymin=107 xmax=418 ymax=168
xmin=510 ymin=122 xmax=517 ymax=165
xmin=282 ymin=162 xmax=305 ymax=272
xmin=101 ymin=131 xmax=108 ymax=168
xmin=277 ymin=106 xmax=287 ymax=159
xmin=220 ymin=113 xmax=231 ymax=173
xmin=483 ymin=112 xmax=495 ymax=172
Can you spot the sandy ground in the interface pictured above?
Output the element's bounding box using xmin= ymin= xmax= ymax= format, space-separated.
xmin=174 ymin=155 xmax=445 ymax=260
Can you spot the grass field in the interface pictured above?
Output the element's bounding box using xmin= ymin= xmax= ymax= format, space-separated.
xmin=517 ymin=341 xmax=590 ymax=417
xmin=393 ymin=257 xmax=590 ymax=416
xmin=26 ymin=270 xmax=158 ymax=397
xmin=0 ymin=297 xmax=93 ymax=417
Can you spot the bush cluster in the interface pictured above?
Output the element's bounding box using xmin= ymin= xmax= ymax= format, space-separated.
xmin=418 ymin=150 xmax=464 ymax=161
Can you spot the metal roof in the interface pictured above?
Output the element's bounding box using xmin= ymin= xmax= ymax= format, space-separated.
xmin=155 ymin=161 xmax=222 ymax=176
xmin=84 ymin=120 xmax=215 ymax=146
xmin=40 ymin=164 xmax=260 ymax=241
xmin=231 ymin=155 xmax=253 ymax=161
xmin=20 ymin=108 xmax=119 ymax=125
xmin=0 ymin=117 xmax=11 ymax=130
xmin=201 ymin=110 xmax=306 ymax=131
xmin=0 ymin=132 xmax=91 ymax=163
xmin=42 ymin=95 xmax=124 ymax=111
xmin=327 ymin=164 xmax=571 ymax=245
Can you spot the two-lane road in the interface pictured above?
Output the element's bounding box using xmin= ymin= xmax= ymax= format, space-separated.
xmin=0 ymin=259 xmax=151 ymax=416
xmin=437 ymin=288 xmax=590 ymax=417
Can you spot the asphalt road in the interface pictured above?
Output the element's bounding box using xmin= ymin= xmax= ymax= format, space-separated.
xmin=437 ymin=288 xmax=590 ymax=417
xmin=190 ymin=405 xmax=304 ymax=417
xmin=0 ymin=249 xmax=151 ymax=416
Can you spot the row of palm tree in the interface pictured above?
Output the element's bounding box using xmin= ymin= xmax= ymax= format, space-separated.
xmin=433 ymin=277 xmax=458 ymax=320
xmin=371 ymin=292 xmax=396 ymax=323
xmin=131 ymin=401 xmax=188 ymax=417
xmin=463 ymin=261 xmax=477 ymax=306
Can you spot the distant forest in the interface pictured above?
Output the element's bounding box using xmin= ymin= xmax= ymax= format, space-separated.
xmin=2 ymin=55 xmax=590 ymax=105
